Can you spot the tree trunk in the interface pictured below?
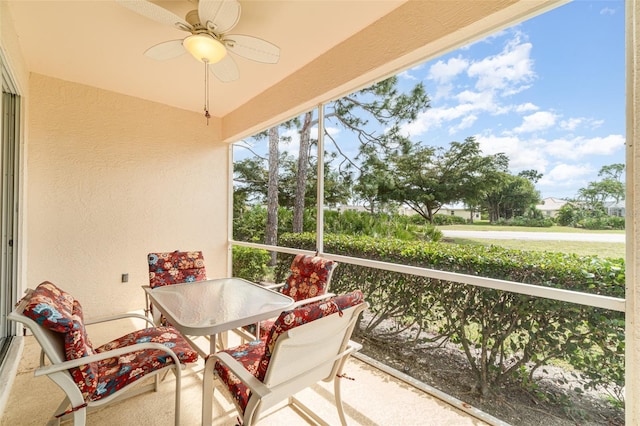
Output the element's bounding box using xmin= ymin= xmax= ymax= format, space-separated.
xmin=265 ymin=127 xmax=279 ymax=266
xmin=293 ymin=111 xmax=313 ymax=233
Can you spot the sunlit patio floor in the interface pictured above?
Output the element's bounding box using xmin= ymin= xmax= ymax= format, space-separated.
xmin=1 ymin=316 xmax=501 ymax=426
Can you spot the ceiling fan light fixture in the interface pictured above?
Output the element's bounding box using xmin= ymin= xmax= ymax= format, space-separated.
xmin=183 ymin=34 xmax=226 ymax=63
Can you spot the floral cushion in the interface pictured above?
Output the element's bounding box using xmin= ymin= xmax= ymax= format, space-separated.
xmin=215 ymin=290 xmax=364 ymax=415
xmin=280 ymin=254 xmax=337 ymax=302
xmin=213 ymin=339 xmax=266 ymax=414
xmin=259 ymin=290 xmax=364 ymax=380
xmin=91 ymin=326 xmax=198 ymax=401
xmin=65 ymin=300 xmax=99 ymax=399
xmin=22 ymin=281 xmax=198 ymax=402
xmin=23 ymin=281 xmax=77 ymax=333
xmin=244 ymin=255 xmax=338 ymax=339
xmin=148 ymin=250 xmax=207 ymax=289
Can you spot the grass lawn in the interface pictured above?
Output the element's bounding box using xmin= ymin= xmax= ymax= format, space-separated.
xmin=448 ymin=237 xmax=625 ymax=259
xmin=436 ymin=222 xmax=625 ymax=258
xmin=438 ymin=223 xmax=625 ymax=234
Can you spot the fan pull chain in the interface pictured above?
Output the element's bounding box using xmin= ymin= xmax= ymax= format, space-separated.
xmin=204 ymin=59 xmax=211 ymax=125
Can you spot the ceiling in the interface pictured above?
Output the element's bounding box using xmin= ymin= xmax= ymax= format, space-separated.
xmin=6 ymin=0 xmax=406 ymax=117
xmin=6 ymin=0 xmax=563 ymax=138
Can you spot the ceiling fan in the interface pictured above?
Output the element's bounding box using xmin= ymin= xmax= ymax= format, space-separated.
xmin=117 ymin=0 xmax=280 ymax=82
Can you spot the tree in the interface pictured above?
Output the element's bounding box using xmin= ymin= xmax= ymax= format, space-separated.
xmin=576 ymin=163 xmax=625 ymax=215
xmin=291 ymin=76 xmax=430 ymax=231
xmin=484 ymin=173 xmax=540 ymax=222
xmin=374 ymin=137 xmax=506 ymax=223
xmin=234 ymin=156 xmax=268 ymax=204
xmin=293 ymin=112 xmax=313 ymax=232
xmin=265 ymin=127 xmax=279 ymax=265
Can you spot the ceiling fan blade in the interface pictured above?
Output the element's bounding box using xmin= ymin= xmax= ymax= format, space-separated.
xmin=144 ymin=40 xmax=186 ymax=61
xmin=224 ymin=34 xmax=280 ymax=64
xmin=209 ymin=54 xmax=239 ymax=82
xmin=198 ymin=0 xmax=241 ymax=34
xmin=117 ymin=0 xmax=192 ymax=31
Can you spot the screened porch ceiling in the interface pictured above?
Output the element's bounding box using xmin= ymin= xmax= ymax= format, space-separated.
xmin=5 ymin=0 xmax=564 ymax=141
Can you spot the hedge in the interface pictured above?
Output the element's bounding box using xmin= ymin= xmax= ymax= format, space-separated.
xmin=272 ymin=233 xmax=625 ymax=402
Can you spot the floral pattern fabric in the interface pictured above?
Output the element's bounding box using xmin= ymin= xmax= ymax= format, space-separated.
xmin=214 ymin=290 xmax=364 ymax=415
xmin=148 ymin=250 xmax=207 ymax=325
xmin=90 ymin=326 xmax=198 ymax=401
xmin=23 ymin=281 xmax=77 ymax=333
xmin=280 ymin=254 xmax=337 ymax=302
xmin=21 ymin=281 xmax=198 ymax=402
xmin=247 ymin=255 xmax=338 ymax=339
xmin=147 ymin=250 xmax=207 ymax=289
xmin=213 ymin=339 xmax=265 ymax=414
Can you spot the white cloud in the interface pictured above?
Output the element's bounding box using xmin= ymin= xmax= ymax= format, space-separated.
xmin=398 ymin=70 xmax=418 ymax=81
xmin=559 ymin=117 xmax=605 ymax=132
xmin=399 ymin=63 xmax=425 ymax=81
xmin=467 ymin=34 xmax=536 ymax=96
xmin=600 ymin=7 xmax=616 ymax=16
xmin=537 ymin=163 xmax=595 ymax=196
xmin=401 ymin=32 xmax=539 ymax=138
xmin=513 ymin=111 xmax=558 ymax=134
xmin=427 ymin=56 xmax=469 ymax=84
xmin=545 ymin=163 xmax=594 ymax=181
xmin=475 ymin=132 xmax=625 ymax=173
xmin=515 ymin=103 xmax=539 ymax=113
xmin=545 ymin=135 xmax=625 ymax=159
xmin=559 ymin=117 xmax=583 ymax=131
xmin=449 ymin=114 xmax=478 ymax=134
xmin=476 ymin=134 xmax=549 ymax=172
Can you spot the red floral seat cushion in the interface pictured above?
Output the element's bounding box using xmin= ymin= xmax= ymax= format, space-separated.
xmin=215 ymin=290 xmax=364 ymax=415
xmin=23 ymin=281 xmax=198 ymax=401
xmin=90 ymin=326 xmax=198 ymax=401
xmin=213 ymin=340 xmax=266 ymax=413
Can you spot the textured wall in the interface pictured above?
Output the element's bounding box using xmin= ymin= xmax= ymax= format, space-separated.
xmin=26 ymin=74 xmax=228 ymax=316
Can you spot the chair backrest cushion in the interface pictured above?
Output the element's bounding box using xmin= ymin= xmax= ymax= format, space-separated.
xmin=257 ymin=289 xmax=364 ymax=381
xmin=23 ymin=280 xmax=77 ymax=332
xmin=280 ymin=254 xmax=337 ymax=302
xmin=148 ymin=250 xmax=207 ymax=288
xmin=23 ymin=281 xmax=99 ymax=399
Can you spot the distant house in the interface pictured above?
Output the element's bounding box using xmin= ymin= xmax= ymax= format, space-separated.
xmin=439 ymin=204 xmax=480 ymax=221
xmin=604 ymin=200 xmax=626 ymax=217
xmin=535 ymin=197 xmax=569 ymax=218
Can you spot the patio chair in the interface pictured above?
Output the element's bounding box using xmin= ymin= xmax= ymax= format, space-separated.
xmin=144 ymin=250 xmax=207 ymax=326
xmin=8 ymin=281 xmax=198 ymax=426
xmin=241 ymin=253 xmax=338 ymax=340
xmin=203 ymin=290 xmax=367 ymax=426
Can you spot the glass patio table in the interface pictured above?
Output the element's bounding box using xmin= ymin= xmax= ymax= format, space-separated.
xmin=143 ymin=277 xmax=294 ymax=356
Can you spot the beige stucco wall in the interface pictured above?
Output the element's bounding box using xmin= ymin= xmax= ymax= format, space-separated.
xmin=26 ymin=74 xmax=228 ymax=316
xmin=1 ymin=1 xmax=28 ymax=92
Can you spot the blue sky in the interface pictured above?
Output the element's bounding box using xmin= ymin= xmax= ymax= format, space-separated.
xmin=236 ymin=0 xmax=626 ymax=201
xmin=396 ymin=0 xmax=625 ymax=199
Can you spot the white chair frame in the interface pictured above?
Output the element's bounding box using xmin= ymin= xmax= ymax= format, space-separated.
xmin=8 ymin=289 xmax=186 ymax=426
xmin=203 ymin=301 xmax=368 ymax=425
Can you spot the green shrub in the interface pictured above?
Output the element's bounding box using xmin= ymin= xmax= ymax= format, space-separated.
xmin=578 ymin=216 xmax=625 ymax=230
xmin=494 ymin=216 xmax=554 ymax=227
xmin=323 ymin=209 xmax=442 ymax=241
xmin=433 ymin=214 xmax=467 ymax=225
xmin=232 ymin=246 xmax=271 ymax=282
xmin=275 ymin=232 xmax=624 ymax=402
